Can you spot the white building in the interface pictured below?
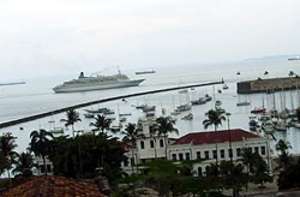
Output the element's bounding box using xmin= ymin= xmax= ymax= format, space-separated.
xmin=168 ymin=129 xmax=270 ymax=176
xmin=121 ymin=127 xmax=270 ymax=176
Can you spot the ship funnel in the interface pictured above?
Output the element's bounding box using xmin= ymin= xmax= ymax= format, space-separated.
xmin=79 ymin=72 xmax=85 ymax=78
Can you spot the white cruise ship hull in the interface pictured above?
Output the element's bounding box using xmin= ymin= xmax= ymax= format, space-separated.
xmin=53 ymin=79 xmax=145 ymax=93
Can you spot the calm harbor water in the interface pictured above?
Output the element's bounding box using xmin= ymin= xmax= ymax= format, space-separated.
xmin=1 ymin=58 xmax=300 ymax=154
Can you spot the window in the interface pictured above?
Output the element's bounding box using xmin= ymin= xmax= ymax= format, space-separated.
xmin=229 ymin=148 xmax=233 ymax=158
xmin=196 ymin=151 xmax=201 ymax=160
xmin=220 ymin=149 xmax=225 ymax=159
xmin=179 ymin=153 xmax=184 ymax=161
xmin=124 ymin=159 xmax=129 ymax=167
xmin=255 ymin=147 xmax=259 ymax=153
xmin=40 ymin=165 xmax=45 ymax=173
xmin=261 ymin=146 xmax=266 ymax=155
xmin=47 ymin=165 xmax=52 ymax=172
xmin=198 ymin=167 xmax=202 ymax=177
xmin=205 ymin=166 xmax=210 ymax=176
xmin=150 ymin=140 xmax=154 ymax=148
xmin=205 ymin=151 xmax=209 ymax=160
xmin=213 ymin=150 xmax=217 ymax=159
xmin=172 ymin=154 xmax=177 ymax=161
xmin=185 ymin=152 xmax=190 ymax=160
xmin=236 ymin=148 xmax=241 ymax=157
xmin=159 ymin=139 xmax=164 ymax=148
xmin=130 ymin=158 xmax=134 ymax=166
xmin=130 ymin=158 xmax=135 ymax=166
xmin=140 ymin=141 xmax=145 ymax=149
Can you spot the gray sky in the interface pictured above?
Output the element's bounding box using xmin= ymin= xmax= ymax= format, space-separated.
xmin=0 ymin=0 xmax=299 ymax=80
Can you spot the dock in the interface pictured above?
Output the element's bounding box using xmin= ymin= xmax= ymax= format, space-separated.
xmin=0 ymin=80 xmax=223 ymax=129
xmin=237 ymin=77 xmax=300 ymax=94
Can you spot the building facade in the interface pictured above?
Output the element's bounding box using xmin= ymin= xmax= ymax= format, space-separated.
xmin=121 ymin=127 xmax=270 ymax=176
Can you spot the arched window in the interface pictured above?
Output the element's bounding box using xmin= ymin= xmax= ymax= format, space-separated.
xmin=198 ymin=167 xmax=202 ymax=177
xmin=150 ymin=140 xmax=154 ymax=148
xmin=140 ymin=141 xmax=145 ymax=149
xmin=159 ymin=139 xmax=164 ymax=147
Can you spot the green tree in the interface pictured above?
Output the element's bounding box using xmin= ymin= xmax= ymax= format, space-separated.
xmin=219 ymin=161 xmax=248 ymax=197
xmin=156 ymin=116 xmax=179 ymax=159
xmin=29 ymin=129 xmax=53 ymax=176
xmin=122 ymin=123 xmax=144 ymax=173
xmin=61 ymin=109 xmax=81 ymax=137
xmin=0 ymin=133 xmax=17 ymax=179
xmin=276 ymin=139 xmax=291 ymax=171
xmin=13 ymin=152 xmax=36 ymax=178
xmin=48 ymin=133 xmax=126 ymax=183
xmin=251 ymin=153 xmax=273 ymax=188
xmin=90 ymin=114 xmax=112 ymax=135
xmin=203 ymin=109 xmax=226 ymax=165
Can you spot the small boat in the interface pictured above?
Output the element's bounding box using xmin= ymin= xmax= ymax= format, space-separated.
xmin=50 ymin=127 xmax=64 ymax=135
xmin=120 ymin=117 xmax=127 ymax=123
xmin=142 ymin=105 xmax=156 ymax=113
xmin=182 ymin=113 xmax=193 ymax=120
xmin=204 ymin=94 xmax=212 ymax=102
xmin=215 ymin=100 xmax=222 ymax=107
xmin=119 ymin=113 xmax=132 ymax=117
xmin=84 ymin=113 xmax=95 ymax=119
xmin=249 ymin=119 xmax=258 ymax=132
xmin=236 ymin=72 xmax=241 ymax=75
xmin=237 ymin=101 xmax=251 ymax=107
xmin=85 ymin=108 xmax=112 ymax=114
xmin=178 ymin=89 xmax=188 ymax=94
xmin=191 ymin=97 xmax=206 ymax=105
xmin=111 ymin=125 xmax=122 ymax=132
xmin=222 ymin=84 xmax=229 ymax=90
xmin=136 ymin=104 xmax=147 ymax=109
xmin=146 ymin=112 xmax=156 ymax=118
xmin=176 ymin=104 xmax=191 ymax=112
xmin=171 ymin=111 xmax=181 ymax=116
xmin=135 ymin=70 xmax=156 ymax=75
xmin=251 ymin=107 xmax=266 ymax=114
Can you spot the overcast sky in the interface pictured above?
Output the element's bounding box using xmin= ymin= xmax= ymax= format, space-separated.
xmin=0 ymin=0 xmax=299 ymax=80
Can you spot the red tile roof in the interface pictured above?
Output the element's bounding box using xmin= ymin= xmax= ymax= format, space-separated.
xmin=173 ymin=129 xmax=260 ymax=145
xmin=3 ymin=176 xmax=106 ymax=197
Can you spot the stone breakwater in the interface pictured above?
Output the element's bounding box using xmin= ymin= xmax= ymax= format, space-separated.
xmin=237 ymin=77 xmax=300 ymax=94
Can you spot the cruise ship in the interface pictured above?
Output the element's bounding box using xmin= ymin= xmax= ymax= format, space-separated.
xmin=53 ymin=71 xmax=145 ymax=93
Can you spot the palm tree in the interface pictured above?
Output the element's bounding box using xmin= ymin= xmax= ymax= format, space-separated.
xmin=90 ymin=114 xmax=112 ymax=135
xmin=0 ymin=133 xmax=17 ymax=180
xmin=156 ymin=116 xmax=179 ymax=159
xmin=61 ymin=109 xmax=81 ymax=137
xmin=122 ymin=123 xmax=145 ymax=173
xmin=240 ymin=147 xmax=254 ymax=190
xmin=29 ymin=129 xmax=53 ymax=176
xmin=202 ymin=109 xmax=226 ymax=165
xmin=13 ymin=152 xmax=36 ymax=177
xmin=276 ymin=139 xmax=291 ymax=171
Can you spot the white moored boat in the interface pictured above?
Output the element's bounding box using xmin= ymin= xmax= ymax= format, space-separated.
xmin=53 ymin=71 xmax=145 ymax=93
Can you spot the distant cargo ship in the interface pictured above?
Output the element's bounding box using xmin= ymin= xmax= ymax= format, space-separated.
xmin=135 ymin=70 xmax=156 ymax=75
xmin=53 ymin=71 xmax=145 ymax=93
xmin=0 ymin=81 xmax=26 ymax=86
xmin=288 ymin=56 xmax=300 ymax=61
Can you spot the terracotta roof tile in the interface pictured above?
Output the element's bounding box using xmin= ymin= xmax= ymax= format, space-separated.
xmin=173 ymin=129 xmax=260 ymax=145
xmin=3 ymin=176 xmax=106 ymax=197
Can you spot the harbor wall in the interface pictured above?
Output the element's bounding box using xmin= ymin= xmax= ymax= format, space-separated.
xmin=0 ymin=81 xmax=223 ymax=129
xmin=237 ymin=77 xmax=300 ymax=94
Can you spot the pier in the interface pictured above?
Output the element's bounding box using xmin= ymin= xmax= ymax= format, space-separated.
xmin=237 ymin=76 xmax=300 ymax=94
xmin=0 ymin=80 xmax=223 ymax=129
